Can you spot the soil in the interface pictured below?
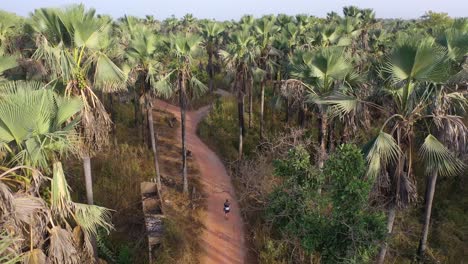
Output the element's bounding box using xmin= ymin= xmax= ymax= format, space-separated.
xmin=154 ymin=92 xmax=246 ymax=264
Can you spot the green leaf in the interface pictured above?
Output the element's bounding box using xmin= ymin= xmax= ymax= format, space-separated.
xmin=366 ymin=132 xmax=401 ymax=179
xmin=73 ymin=203 xmax=114 ymax=237
xmin=419 ymin=134 xmax=464 ymax=177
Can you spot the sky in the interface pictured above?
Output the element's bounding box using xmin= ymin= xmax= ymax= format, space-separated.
xmin=2 ymin=0 xmax=467 ymax=20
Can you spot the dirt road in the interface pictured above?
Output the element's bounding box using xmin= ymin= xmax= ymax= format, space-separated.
xmin=155 ymin=96 xmax=246 ymax=264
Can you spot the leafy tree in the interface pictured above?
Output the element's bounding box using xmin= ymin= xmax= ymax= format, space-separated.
xmin=267 ymin=144 xmax=385 ymax=263
xmin=323 ymin=144 xmax=386 ymax=263
xmin=421 ymin=11 xmax=453 ymax=31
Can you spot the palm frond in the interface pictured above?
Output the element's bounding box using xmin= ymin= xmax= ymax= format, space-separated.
xmin=48 ymin=226 xmax=79 ymax=264
xmin=73 ymin=203 xmax=114 ymax=237
xmin=23 ymin=248 xmax=46 ymax=264
xmin=190 ymin=76 xmax=208 ymax=99
xmin=12 ymin=194 xmax=47 ymax=225
xmin=152 ymin=71 xmax=174 ymax=99
xmin=0 ymin=181 xmax=13 ymax=218
xmin=382 ymin=37 xmax=449 ymax=84
xmin=419 ymin=134 xmax=465 ymax=177
xmin=93 ymin=52 xmax=127 ymax=93
xmin=320 ymin=92 xmax=359 ymax=118
xmin=51 ymin=162 xmax=73 ymax=217
xmin=366 ymin=131 xmax=401 ymax=179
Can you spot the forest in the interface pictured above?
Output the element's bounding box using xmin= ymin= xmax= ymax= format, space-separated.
xmin=0 ymin=4 xmax=467 ymax=264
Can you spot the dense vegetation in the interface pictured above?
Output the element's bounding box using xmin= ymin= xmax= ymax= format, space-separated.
xmin=0 ymin=4 xmax=466 ymax=264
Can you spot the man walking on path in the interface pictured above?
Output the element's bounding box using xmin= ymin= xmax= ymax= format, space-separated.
xmin=224 ymin=199 xmax=231 ymax=219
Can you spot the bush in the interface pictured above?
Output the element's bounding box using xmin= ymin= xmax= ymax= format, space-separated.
xmin=267 ymin=144 xmax=386 ymax=263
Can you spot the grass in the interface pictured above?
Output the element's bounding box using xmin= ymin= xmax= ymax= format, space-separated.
xmin=65 ymin=100 xmax=206 ymax=264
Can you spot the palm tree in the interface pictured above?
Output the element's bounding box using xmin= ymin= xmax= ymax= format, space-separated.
xmin=290 ymin=47 xmax=353 ymax=169
xmin=30 ymin=5 xmax=126 ymax=205
xmin=343 ymin=6 xmax=363 ymax=19
xmin=0 ymin=81 xmax=113 ymax=263
xmin=123 ymin=19 xmax=172 ymax=196
xmin=415 ymin=28 xmax=468 ymax=259
xmin=359 ymin=36 xmax=467 ymax=264
xmin=220 ymin=30 xmax=257 ymax=160
xmin=167 ymin=33 xmax=207 ymax=193
xmin=254 ymin=17 xmax=280 ymax=138
xmin=201 ymin=21 xmax=225 ymax=93
xmin=181 ymin=14 xmax=199 ymax=33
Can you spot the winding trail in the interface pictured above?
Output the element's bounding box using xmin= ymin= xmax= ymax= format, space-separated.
xmin=155 ymin=92 xmax=246 ymax=264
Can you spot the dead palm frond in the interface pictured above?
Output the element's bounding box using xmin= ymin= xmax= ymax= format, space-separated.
xmin=48 ymin=226 xmax=79 ymax=264
xmin=23 ymin=248 xmax=46 ymax=264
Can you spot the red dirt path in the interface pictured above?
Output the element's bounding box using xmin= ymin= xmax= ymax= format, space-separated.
xmin=155 ymin=97 xmax=246 ymax=264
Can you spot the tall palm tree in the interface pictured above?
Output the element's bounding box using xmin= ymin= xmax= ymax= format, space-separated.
xmin=124 ymin=19 xmax=172 ymax=196
xmin=167 ymin=33 xmax=207 ymax=193
xmin=201 ymin=21 xmax=225 ymax=92
xmin=254 ymin=17 xmax=280 ymax=138
xmin=290 ymin=47 xmax=353 ymax=169
xmin=220 ymin=30 xmax=257 ymax=160
xmin=359 ymin=36 xmax=467 ymax=264
xmin=30 ymin=5 xmax=126 ymax=205
xmin=415 ymin=28 xmax=468 ymax=258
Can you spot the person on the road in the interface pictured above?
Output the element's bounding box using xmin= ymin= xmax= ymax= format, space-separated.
xmin=223 ymin=199 xmax=231 ymax=219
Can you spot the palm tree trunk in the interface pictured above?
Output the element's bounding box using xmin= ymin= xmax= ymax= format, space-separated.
xmin=248 ymin=78 xmax=253 ymax=129
xmin=179 ymin=73 xmax=188 ymax=194
xmin=134 ymin=89 xmax=142 ymax=139
xmin=109 ymin=93 xmax=118 ymax=146
xmin=340 ymin=120 xmax=350 ymax=144
xmin=260 ymin=80 xmax=265 ymax=138
xmin=417 ymin=170 xmax=438 ymax=258
xmin=147 ymin=102 xmax=162 ymax=196
xmin=141 ymin=99 xmax=147 ymax=146
xmin=298 ymin=106 xmax=305 ymax=127
xmin=318 ymin=110 xmax=328 ymax=169
xmin=208 ymin=50 xmax=214 ymax=92
xmin=238 ymin=96 xmax=245 ymax=160
xmin=327 ymin=121 xmax=335 ymax=153
xmin=83 ymin=156 xmax=93 ymax=205
xmin=377 ymin=206 xmax=396 ymax=264
xmin=237 ymin=73 xmax=245 ymax=160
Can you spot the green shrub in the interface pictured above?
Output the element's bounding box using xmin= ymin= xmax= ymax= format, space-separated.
xmin=267 ymin=144 xmax=386 ymax=263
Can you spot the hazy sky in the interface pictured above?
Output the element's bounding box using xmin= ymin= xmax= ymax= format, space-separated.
xmin=2 ymin=0 xmax=467 ymax=20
